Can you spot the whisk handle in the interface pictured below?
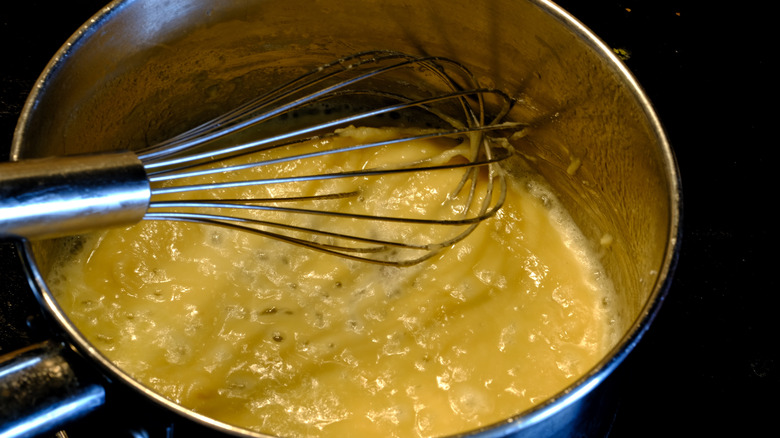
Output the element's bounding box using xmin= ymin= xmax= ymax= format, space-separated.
xmin=0 ymin=151 xmax=150 ymax=240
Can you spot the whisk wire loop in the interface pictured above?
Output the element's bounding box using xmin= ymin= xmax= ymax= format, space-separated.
xmin=136 ymin=51 xmax=522 ymax=266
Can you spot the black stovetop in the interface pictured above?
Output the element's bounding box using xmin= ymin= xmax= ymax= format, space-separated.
xmin=2 ymin=1 xmax=775 ymax=436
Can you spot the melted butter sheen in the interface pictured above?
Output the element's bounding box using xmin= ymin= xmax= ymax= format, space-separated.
xmin=50 ymin=127 xmax=616 ymax=437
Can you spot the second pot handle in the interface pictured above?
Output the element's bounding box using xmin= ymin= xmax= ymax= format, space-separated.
xmin=0 ymin=340 xmax=105 ymax=438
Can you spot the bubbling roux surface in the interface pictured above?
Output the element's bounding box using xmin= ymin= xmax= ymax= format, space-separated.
xmin=49 ymin=126 xmax=618 ymax=437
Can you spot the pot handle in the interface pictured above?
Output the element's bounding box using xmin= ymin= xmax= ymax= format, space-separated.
xmin=0 ymin=340 xmax=105 ymax=438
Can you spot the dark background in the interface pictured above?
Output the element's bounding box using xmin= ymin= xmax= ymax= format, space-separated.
xmin=2 ymin=1 xmax=774 ymax=436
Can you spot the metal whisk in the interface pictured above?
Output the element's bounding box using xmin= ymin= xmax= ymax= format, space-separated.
xmin=1 ymin=51 xmax=523 ymax=266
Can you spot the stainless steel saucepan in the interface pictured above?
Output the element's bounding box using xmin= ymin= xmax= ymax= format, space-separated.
xmin=2 ymin=0 xmax=680 ymax=436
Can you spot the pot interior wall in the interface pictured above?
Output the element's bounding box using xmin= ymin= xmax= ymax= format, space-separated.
xmin=15 ymin=0 xmax=676 ymax=432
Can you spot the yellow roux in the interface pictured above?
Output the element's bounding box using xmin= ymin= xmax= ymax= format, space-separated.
xmin=49 ymin=126 xmax=618 ymax=437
